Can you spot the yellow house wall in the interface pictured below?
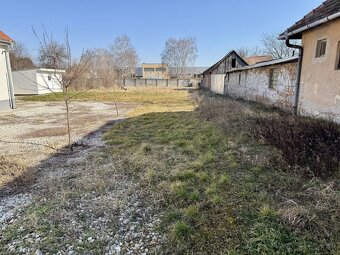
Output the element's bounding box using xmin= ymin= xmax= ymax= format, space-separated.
xmin=300 ymin=18 xmax=340 ymax=122
xmin=142 ymin=63 xmax=169 ymax=79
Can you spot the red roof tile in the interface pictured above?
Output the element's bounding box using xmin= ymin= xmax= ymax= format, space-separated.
xmin=0 ymin=31 xmax=14 ymax=43
xmin=244 ymin=55 xmax=273 ymax=65
xmin=280 ymin=0 xmax=340 ymax=38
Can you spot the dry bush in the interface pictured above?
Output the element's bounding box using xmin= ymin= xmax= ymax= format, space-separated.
xmin=0 ymin=156 xmax=25 ymax=185
xmin=195 ymin=93 xmax=254 ymax=133
xmin=195 ymin=92 xmax=340 ymax=178
xmin=254 ymin=115 xmax=340 ymax=178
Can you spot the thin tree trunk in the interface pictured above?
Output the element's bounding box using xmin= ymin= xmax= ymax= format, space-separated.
xmin=107 ymin=86 xmax=119 ymax=116
xmin=63 ymin=88 xmax=72 ymax=151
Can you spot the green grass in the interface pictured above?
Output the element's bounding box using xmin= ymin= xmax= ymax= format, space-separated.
xmin=103 ymin=110 xmax=339 ymax=254
xmin=3 ymin=90 xmax=338 ymax=254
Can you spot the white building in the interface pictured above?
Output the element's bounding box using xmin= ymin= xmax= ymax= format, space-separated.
xmin=0 ymin=31 xmax=15 ymax=110
xmin=13 ymin=68 xmax=64 ymax=95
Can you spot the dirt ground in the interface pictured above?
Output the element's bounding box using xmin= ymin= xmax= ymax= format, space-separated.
xmin=0 ymin=100 xmax=133 ymax=188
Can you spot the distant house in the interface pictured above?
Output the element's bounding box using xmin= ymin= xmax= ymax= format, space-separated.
xmin=0 ymin=31 xmax=15 ymax=111
xmin=13 ymin=68 xmax=64 ymax=95
xmin=201 ymin=50 xmax=248 ymax=93
xmin=141 ymin=63 xmax=169 ymax=79
xmin=279 ymin=0 xmax=340 ymax=122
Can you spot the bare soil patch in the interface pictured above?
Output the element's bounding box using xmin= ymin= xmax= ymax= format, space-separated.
xmin=0 ymin=100 xmax=130 ymax=192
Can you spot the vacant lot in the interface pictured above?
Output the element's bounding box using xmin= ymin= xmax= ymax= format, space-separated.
xmin=0 ymin=88 xmax=193 ymax=190
xmin=1 ymin=88 xmax=339 ymax=254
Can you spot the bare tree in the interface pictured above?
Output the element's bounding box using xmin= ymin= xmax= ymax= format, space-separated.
xmin=237 ymin=46 xmax=266 ymax=58
xmin=85 ymin=48 xmax=116 ymax=88
xmin=161 ymin=37 xmax=197 ymax=79
xmin=261 ymin=32 xmax=299 ymax=59
xmin=37 ymin=35 xmax=68 ymax=69
xmin=34 ymin=27 xmax=92 ymax=150
xmin=109 ymin=35 xmax=138 ymax=84
xmin=9 ymin=42 xmax=35 ymax=71
xmin=85 ymin=48 xmax=119 ymax=115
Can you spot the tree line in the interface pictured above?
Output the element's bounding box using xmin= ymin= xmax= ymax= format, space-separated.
xmin=10 ymin=34 xmax=198 ymax=89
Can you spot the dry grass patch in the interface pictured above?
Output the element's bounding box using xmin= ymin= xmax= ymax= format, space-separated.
xmin=19 ymin=127 xmax=68 ymax=139
xmin=0 ymin=156 xmax=37 ymax=196
xmin=20 ymin=87 xmax=195 ymax=117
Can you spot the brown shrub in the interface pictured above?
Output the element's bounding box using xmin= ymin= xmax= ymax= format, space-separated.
xmin=254 ymin=116 xmax=340 ymax=178
xmin=195 ymin=92 xmax=340 ymax=178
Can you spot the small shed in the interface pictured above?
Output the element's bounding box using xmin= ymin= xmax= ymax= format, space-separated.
xmin=0 ymin=31 xmax=15 ymax=110
xmin=13 ymin=68 xmax=64 ymax=95
xmin=201 ymin=50 xmax=248 ymax=93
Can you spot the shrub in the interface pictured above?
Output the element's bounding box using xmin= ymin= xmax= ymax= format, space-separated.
xmin=254 ymin=116 xmax=340 ymax=178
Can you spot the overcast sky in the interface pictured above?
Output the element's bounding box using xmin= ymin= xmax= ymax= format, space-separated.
xmin=1 ymin=0 xmax=323 ymax=66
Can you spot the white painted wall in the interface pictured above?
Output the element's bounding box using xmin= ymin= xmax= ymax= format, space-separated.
xmin=0 ymin=45 xmax=10 ymax=102
xmin=13 ymin=69 xmax=63 ymax=95
xmin=225 ymin=63 xmax=297 ymax=109
xmin=0 ymin=43 xmax=15 ymax=110
xmin=36 ymin=72 xmax=62 ymax=94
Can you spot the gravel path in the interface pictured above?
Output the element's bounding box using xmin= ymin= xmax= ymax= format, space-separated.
xmin=0 ymin=101 xmax=165 ymax=254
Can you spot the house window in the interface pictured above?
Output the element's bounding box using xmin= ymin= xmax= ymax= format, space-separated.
xmin=269 ymin=68 xmax=278 ymax=89
xmin=144 ymin=68 xmax=154 ymax=72
xmin=48 ymin=75 xmax=52 ymax=81
xmin=336 ymin=42 xmax=340 ymax=70
xmin=231 ymin=58 xmax=236 ymax=68
xmin=156 ymin=68 xmax=166 ymax=72
xmin=238 ymin=74 xmax=241 ymax=85
xmin=315 ymin=39 xmax=327 ymax=58
xmin=226 ymin=73 xmax=230 ymax=82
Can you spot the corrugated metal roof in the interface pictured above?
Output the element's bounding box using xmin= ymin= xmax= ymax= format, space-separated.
xmin=227 ymin=56 xmax=298 ymax=73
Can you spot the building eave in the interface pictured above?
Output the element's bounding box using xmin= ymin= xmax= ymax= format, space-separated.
xmin=278 ymin=11 xmax=340 ymax=40
xmin=227 ymin=56 xmax=298 ymax=73
xmin=202 ymin=50 xmax=248 ymax=75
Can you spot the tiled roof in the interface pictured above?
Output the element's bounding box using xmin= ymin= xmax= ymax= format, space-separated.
xmin=280 ymin=0 xmax=340 ymax=38
xmin=244 ymin=55 xmax=273 ymax=65
xmin=0 ymin=31 xmax=14 ymax=43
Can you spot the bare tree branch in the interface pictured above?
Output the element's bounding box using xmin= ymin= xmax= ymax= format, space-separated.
xmin=161 ymin=37 xmax=197 ymax=78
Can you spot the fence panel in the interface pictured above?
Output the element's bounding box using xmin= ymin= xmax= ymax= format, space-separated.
xmin=123 ymin=78 xmax=191 ymax=88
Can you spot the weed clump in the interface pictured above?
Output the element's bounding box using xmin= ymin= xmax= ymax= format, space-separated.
xmin=172 ymin=221 xmax=192 ymax=241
